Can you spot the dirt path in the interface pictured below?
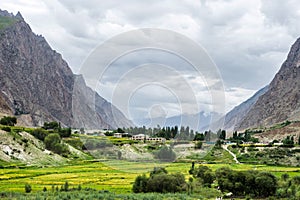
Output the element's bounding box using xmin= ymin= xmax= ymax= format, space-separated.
xmin=222 ymin=144 xmax=240 ymax=164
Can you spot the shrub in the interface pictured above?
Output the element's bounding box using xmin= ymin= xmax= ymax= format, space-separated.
xmin=31 ymin=128 xmax=48 ymax=141
xmin=132 ymin=174 xmax=148 ymax=193
xmin=1 ymin=126 xmax=11 ymax=132
xmin=156 ymin=146 xmax=176 ymax=162
xmin=44 ymin=133 xmax=69 ymax=155
xmin=133 ymin=168 xmax=186 ymax=194
xmin=25 ymin=183 xmax=32 ymax=193
xmin=0 ymin=116 xmax=17 ymax=126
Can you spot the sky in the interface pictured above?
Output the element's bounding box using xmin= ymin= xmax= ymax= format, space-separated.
xmin=1 ymin=0 xmax=300 ymax=123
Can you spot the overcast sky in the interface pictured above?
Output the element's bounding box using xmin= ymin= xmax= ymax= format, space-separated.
xmin=1 ymin=0 xmax=300 ymax=122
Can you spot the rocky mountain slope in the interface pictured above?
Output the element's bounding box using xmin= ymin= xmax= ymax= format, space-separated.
xmin=0 ymin=10 xmax=133 ymax=129
xmin=222 ymin=86 xmax=269 ymax=131
xmin=235 ymin=37 xmax=300 ymax=130
xmin=0 ymin=130 xmax=89 ymax=165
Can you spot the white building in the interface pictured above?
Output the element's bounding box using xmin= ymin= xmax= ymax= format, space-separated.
xmin=131 ymin=134 xmax=149 ymax=141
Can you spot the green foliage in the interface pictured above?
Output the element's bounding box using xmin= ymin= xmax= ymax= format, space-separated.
xmin=43 ymin=121 xmax=60 ymax=130
xmin=133 ymin=167 xmax=186 ymax=194
xmin=24 ymin=183 xmax=32 ymax=193
xmin=255 ymin=172 xmax=278 ymax=197
xmin=155 ymin=126 xmax=179 ymax=139
xmin=150 ymin=167 xmax=168 ymax=177
xmin=31 ymin=128 xmax=48 ymax=141
xmin=0 ymin=116 xmax=17 ymax=126
xmin=220 ymin=130 xmax=226 ymax=140
xmin=132 ymin=174 xmax=148 ymax=193
xmin=59 ymin=127 xmax=72 ymax=138
xmin=1 ymin=126 xmax=11 ymax=132
xmin=83 ymin=138 xmax=113 ymax=150
xmin=63 ymin=181 xmax=69 ymax=192
xmin=155 ymin=146 xmax=176 ymax=162
xmin=116 ymin=128 xmax=125 ymax=133
xmin=44 ymin=133 xmax=69 ymax=156
xmin=147 ymin=172 xmax=186 ymax=193
xmin=282 ymin=135 xmax=295 ymax=147
xmin=64 ymin=138 xmax=84 ymax=150
xmin=194 ymin=133 xmax=205 ymax=141
xmin=104 ymin=131 xmax=113 ymax=136
xmin=195 ymin=141 xmax=203 ymax=149
xmin=192 ymin=165 xmax=215 ymax=187
xmin=215 ymin=167 xmax=277 ymax=197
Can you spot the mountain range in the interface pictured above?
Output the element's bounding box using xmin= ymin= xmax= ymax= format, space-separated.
xmin=1 ymin=9 xmax=300 ymax=133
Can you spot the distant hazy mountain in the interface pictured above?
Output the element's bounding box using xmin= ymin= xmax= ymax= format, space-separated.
xmin=134 ymin=111 xmax=223 ymax=132
xmin=0 ymin=9 xmax=133 ymax=128
xmin=235 ymin=37 xmax=300 ymax=130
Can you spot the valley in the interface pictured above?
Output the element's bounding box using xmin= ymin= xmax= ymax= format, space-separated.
xmin=0 ymin=5 xmax=300 ymax=199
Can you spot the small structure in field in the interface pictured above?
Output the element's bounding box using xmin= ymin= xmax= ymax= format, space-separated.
xmin=113 ymin=133 xmax=123 ymax=138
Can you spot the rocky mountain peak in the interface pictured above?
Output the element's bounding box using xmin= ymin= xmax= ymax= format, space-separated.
xmin=0 ymin=10 xmax=133 ymax=129
xmin=235 ymin=37 xmax=300 ymax=130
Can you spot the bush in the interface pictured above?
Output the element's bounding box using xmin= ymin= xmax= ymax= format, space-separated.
xmin=44 ymin=133 xmax=69 ymax=155
xmin=43 ymin=121 xmax=60 ymax=130
xmin=0 ymin=116 xmax=17 ymax=126
xmin=132 ymin=174 xmax=148 ymax=193
xmin=133 ymin=168 xmax=186 ymax=193
xmin=192 ymin=166 xmax=215 ymax=187
xmin=25 ymin=183 xmax=32 ymax=193
xmin=195 ymin=141 xmax=203 ymax=149
xmin=1 ymin=126 xmax=11 ymax=132
xmin=31 ymin=128 xmax=48 ymax=141
xmin=156 ymin=146 xmax=176 ymax=162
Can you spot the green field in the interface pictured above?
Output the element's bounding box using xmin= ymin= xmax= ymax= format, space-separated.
xmin=0 ymin=160 xmax=299 ymax=194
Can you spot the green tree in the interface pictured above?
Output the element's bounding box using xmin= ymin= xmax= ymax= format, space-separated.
xmin=255 ymin=172 xmax=277 ymax=197
xmin=282 ymin=136 xmax=294 ymax=147
xmin=220 ymin=130 xmax=226 ymax=140
xmin=194 ymin=133 xmax=205 ymax=141
xmin=195 ymin=141 xmax=203 ymax=149
xmin=147 ymin=173 xmax=186 ymax=193
xmin=117 ymin=128 xmax=125 ymax=133
xmin=44 ymin=133 xmax=69 ymax=155
xmin=193 ymin=166 xmax=215 ymax=187
xmin=132 ymin=174 xmax=148 ymax=193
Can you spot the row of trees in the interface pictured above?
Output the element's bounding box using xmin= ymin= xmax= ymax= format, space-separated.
xmin=123 ymin=126 xmax=226 ymax=142
xmin=189 ymin=164 xmax=297 ymax=198
xmin=133 ymin=164 xmax=291 ymax=198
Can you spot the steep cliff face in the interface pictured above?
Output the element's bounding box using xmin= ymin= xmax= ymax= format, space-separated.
xmin=223 ymin=86 xmax=269 ymax=131
xmin=236 ymin=38 xmax=300 ymax=130
xmin=0 ymin=10 xmax=133 ymax=129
